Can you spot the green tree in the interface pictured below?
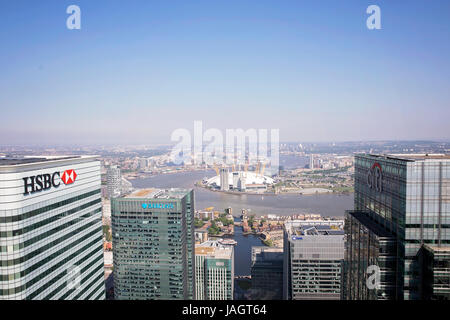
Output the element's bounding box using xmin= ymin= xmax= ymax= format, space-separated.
xmin=208 ymin=221 xmax=221 ymax=235
xmin=194 ymin=218 xmax=205 ymax=228
xmin=103 ymin=225 xmax=112 ymax=242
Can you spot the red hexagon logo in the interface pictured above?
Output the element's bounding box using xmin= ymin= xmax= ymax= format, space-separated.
xmin=61 ymin=169 xmax=77 ymax=185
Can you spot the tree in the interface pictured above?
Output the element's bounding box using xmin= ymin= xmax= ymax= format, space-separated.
xmin=194 ymin=218 xmax=204 ymax=228
xmin=208 ymin=221 xmax=221 ymax=235
xmin=103 ymin=225 xmax=112 ymax=242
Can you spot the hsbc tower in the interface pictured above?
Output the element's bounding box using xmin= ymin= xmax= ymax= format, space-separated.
xmin=0 ymin=156 xmax=105 ymax=300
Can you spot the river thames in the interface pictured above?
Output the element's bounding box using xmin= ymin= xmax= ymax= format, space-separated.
xmin=130 ymin=170 xmax=353 ymax=275
xmin=131 ymin=170 xmax=353 ymax=218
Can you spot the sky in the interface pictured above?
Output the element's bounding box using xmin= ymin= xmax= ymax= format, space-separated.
xmin=0 ymin=0 xmax=449 ymax=145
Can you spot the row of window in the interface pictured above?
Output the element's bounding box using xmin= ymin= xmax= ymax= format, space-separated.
xmin=0 ymin=198 xmax=101 ymax=239
xmin=0 ymin=235 xmax=102 ymax=297
xmin=0 ymin=218 xmax=101 ymax=267
xmin=0 ymin=189 xmax=100 ymax=223
xmin=33 ymin=248 xmax=103 ymax=300
xmin=0 ymin=207 xmax=101 ymax=252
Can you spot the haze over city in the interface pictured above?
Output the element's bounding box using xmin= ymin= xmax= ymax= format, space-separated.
xmin=1 ymin=0 xmax=450 ymax=145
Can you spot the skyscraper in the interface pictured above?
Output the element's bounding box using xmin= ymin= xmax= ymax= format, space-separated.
xmin=195 ymin=239 xmax=234 ymax=300
xmin=283 ymin=220 xmax=344 ymax=300
xmin=111 ymin=188 xmax=195 ymax=299
xmin=232 ymin=172 xmax=239 ymax=189
xmin=416 ymin=244 xmax=450 ymax=299
xmin=106 ymin=165 xmax=121 ymax=199
xmin=342 ymin=210 xmax=398 ymax=300
xmin=0 ymin=156 xmax=105 ymax=300
xmin=251 ymin=246 xmax=283 ymax=300
xmin=220 ymin=168 xmax=229 ymax=191
xmin=138 ymin=158 xmax=149 ymax=171
xmin=343 ymin=154 xmax=450 ymax=300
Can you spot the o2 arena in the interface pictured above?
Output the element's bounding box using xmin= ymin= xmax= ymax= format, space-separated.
xmin=203 ymin=168 xmax=274 ymax=193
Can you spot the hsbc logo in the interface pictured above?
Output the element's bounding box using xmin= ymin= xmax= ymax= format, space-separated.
xmin=61 ymin=169 xmax=77 ymax=185
xmin=23 ymin=169 xmax=78 ymax=195
xmin=367 ymin=162 xmax=383 ymax=192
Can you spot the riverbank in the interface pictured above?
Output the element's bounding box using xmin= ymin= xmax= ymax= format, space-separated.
xmin=196 ymin=181 xmax=353 ymax=196
xmin=131 ymin=170 xmax=354 ymax=217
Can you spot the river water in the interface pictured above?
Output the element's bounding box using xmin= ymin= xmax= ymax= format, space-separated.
xmin=131 ymin=170 xmax=353 ymax=218
xmin=130 ymin=169 xmax=353 ymax=275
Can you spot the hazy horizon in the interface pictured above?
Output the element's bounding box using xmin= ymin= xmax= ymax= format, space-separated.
xmin=1 ymin=1 xmax=450 ymax=145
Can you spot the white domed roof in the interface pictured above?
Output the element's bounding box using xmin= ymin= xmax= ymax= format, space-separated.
xmin=206 ymin=171 xmax=274 ymax=187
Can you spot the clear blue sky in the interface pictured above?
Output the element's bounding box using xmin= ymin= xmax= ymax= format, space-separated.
xmin=1 ymin=0 xmax=449 ymax=145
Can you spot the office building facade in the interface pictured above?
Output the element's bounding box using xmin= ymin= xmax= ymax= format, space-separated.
xmin=283 ymin=220 xmax=344 ymax=300
xmin=195 ymin=240 xmax=234 ymax=300
xmin=106 ymin=165 xmax=121 ymax=199
xmin=251 ymin=246 xmax=283 ymax=299
xmin=417 ymin=244 xmax=450 ymax=299
xmin=344 ymin=154 xmax=450 ymax=300
xmin=343 ymin=211 xmax=398 ymax=300
xmin=111 ymin=188 xmax=195 ymax=299
xmin=0 ymin=156 xmax=105 ymax=300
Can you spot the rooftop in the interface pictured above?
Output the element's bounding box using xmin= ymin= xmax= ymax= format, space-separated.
xmin=0 ymin=155 xmax=99 ymax=172
xmin=285 ymin=220 xmax=345 ymax=237
xmin=363 ymin=153 xmax=450 ymax=162
xmin=292 ymin=225 xmax=344 ymax=236
xmin=125 ymin=188 xmax=191 ymax=199
xmin=0 ymin=155 xmax=88 ymax=166
xmin=251 ymin=247 xmax=283 ymax=263
xmin=195 ymin=240 xmax=233 ymax=259
xmin=423 ymin=244 xmax=450 ymax=254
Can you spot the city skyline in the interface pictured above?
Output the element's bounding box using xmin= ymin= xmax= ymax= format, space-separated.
xmin=1 ymin=1 xmax=450 ymax=145
xmin=2 ymin=0 xmax=450 ymax=306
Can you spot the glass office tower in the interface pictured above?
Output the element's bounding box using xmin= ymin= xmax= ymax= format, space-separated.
xmin=0 ymin=156 xmax=105 ymax=300
xmin=250 ymin=247 xmax=283 ymax=300
xmin=343 ymin=211 xmax=398 ymax=300
xmin=344 ymin=154 xmax=450 ymax=300
xmin=417 ymin=244 xmax=450 ymax=299
xmin=111 ymin=188 xmax=195 ymax=299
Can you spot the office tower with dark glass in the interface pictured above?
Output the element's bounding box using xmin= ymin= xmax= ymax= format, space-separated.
xmin=0 ymin=156 xmax=105 ymax=300
xmin=251 ymin=247 xmax=283 ymax=300
xmin=111 ymin=188 xmax=195 ymax=299
xmin=195 ymin=240 xmax=234 ymax=300
xmin=417 ymin=244 xmax=450 ymax=299
xmin=344 ymin=154 xmax=450 ymax=300
xmin=283 ymin=220 xmax=345 ymax=300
